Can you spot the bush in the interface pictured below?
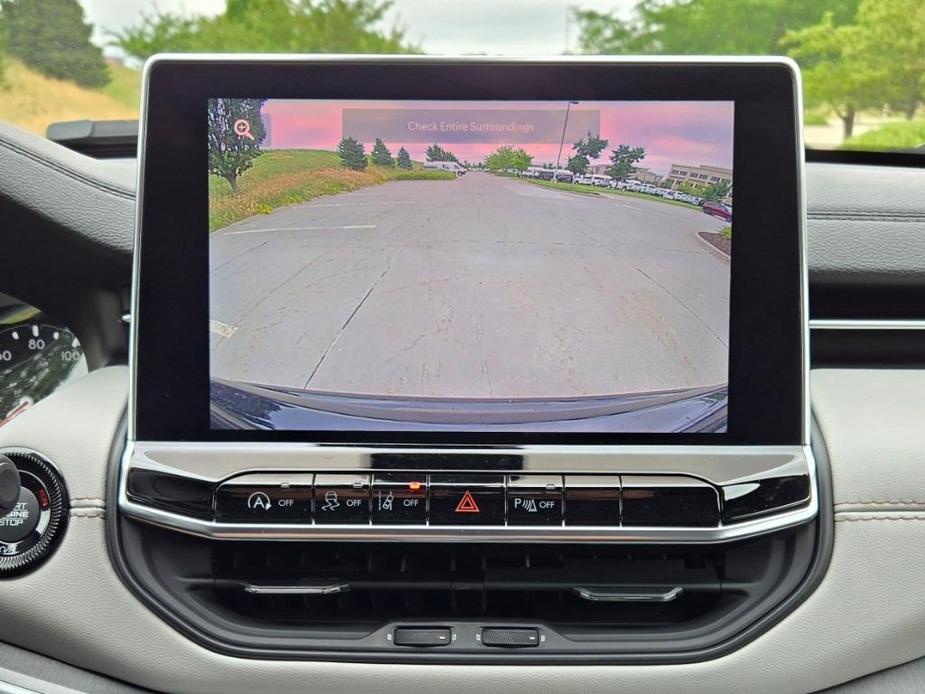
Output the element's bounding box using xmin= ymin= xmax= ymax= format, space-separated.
xmin=1 ymin=0 xmax=109 ymax=88
xmin=840 ymin=120 xmax=925 ymax=150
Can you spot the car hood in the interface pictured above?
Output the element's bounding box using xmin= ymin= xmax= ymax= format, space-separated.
xmin=210 ymin=379 xmax=727 ymax=433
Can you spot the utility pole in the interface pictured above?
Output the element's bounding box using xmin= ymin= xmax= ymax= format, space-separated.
xmin=554 ymin=100 xmax=578 ymax=182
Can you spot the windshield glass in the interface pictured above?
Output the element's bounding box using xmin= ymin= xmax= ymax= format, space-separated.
xmin=0 ymin=0 xmax=922 ymax=153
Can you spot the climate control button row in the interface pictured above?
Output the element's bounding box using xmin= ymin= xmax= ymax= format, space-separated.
xmin=214 ymin=473 xmax=722 ymax=527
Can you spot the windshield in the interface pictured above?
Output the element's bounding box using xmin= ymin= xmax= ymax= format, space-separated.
xmin=0 ymin=0 xmax=922 ymax=153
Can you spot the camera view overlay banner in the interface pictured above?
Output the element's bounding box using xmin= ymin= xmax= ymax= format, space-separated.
xmin=207 ymin=99 xmax=734 ymax=434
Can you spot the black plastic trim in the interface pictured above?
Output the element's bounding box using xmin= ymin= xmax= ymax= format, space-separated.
xmin=806 ymin=148 xmax=925 ymax=168
xmin=107 ymin=421 xmax=833 ymax=664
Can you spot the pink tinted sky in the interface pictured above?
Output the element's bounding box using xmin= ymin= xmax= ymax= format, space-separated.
xmin=261 ymin=99 xmax=733 ymax=176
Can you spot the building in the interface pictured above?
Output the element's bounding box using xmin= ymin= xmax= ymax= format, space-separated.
xmin=588 ymin=163 xmax=610 ymax=175
xmin=630 ymin=167 xmax=662 ymax=185
xmin=666 ymin=163 xmax=732 ymax=190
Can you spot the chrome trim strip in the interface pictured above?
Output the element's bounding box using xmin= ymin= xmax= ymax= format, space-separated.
xmin=125 ymin=442 xmax=812 ymax=485
xmin=118 ymin=443 xmax=817 ymax=544
xmin=116 ymin=499 xmax=816 ymax=544
xmin=792 ymin=56 xmax=811 ymax=446
xmin=810 ymin=319 xmax=925 ymax=330
xmin=572 ymin=586 xmax=683 ymax=603
xmin=243 ymin=582 xmax=350 ymax=595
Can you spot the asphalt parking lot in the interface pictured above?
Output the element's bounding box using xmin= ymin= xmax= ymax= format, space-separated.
xmin=209 ymin=171 xmax=730 ymax=398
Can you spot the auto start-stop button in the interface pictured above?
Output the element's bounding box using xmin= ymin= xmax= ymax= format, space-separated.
xmin=0 ymin=487 xmax=40 ymax=544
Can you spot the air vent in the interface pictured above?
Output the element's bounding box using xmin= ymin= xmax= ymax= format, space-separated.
xmin=211 ymin=542 xmax=726 ymax=628
xmin=116 ymin=517 xmax=819 ymax=661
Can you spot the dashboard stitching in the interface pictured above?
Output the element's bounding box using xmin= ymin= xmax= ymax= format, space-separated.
xmin=808 ymin=215 xmax=925 ymax=223
xmin=835 ymin=515 xmax=925 ymax=522
xmin=836 ymin=501 xmax=925 ymax=507
xmin=0 ymin=136 xmax=134 ymax=200
xmin=70 ymin=510 xmax=105 ymax=518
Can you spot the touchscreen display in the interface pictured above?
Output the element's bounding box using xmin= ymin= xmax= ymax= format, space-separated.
xmin=207 ymin=99 xmax=733 ymax=433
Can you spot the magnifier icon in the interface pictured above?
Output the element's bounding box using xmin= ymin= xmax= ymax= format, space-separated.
xmin=234 ymin=119 xmax=254 ymax=140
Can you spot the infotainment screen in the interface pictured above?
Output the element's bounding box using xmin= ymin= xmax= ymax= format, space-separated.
xmin=133 ymin=57 xmax=805 ymax=445
xmin=207 ymin=99 xmax=734 ymax=433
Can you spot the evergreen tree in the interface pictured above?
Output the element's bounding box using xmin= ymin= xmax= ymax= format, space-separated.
xmin=426 ymin=144 xmax=459 ymax=162
xmin=1 ymin=0 xmax=110 ymax=87
xmin=370 ymin=138 xmax=394 ymax=166
xmin=396 ymin=147 xmax=413 ymax=169
xmin=337 ymin=137 xmax=368 ymax=170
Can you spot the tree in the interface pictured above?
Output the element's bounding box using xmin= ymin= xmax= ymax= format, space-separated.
xmin=1 ymin=0 xmax=109 ymax=87
xmin=849 ymin=0 xmax=925 ymax=120
xmin=396 ymin=147 xmax=412 ymax=169
xmin=567 ymin=154 xmax=589 ymax=175
xmin=573 ymin=132 xmax=608 ymax=159
xmin=510 ymin=148 xmax=532 ymax=173
xmin=701 ymin=181 xmax=731 ymax=202
xmin=607 ymin=145 xmax=646 ymax=181
xmin=370 ymin=138 xmax=393 ymax=166
xmin=782 ymin=13 xmax=880 ymax=139
xmin=208 ymin=98 xmax=267 ymax=194
xmin=573 ymin=0 xmax=859 ymax=56
xmin=426 ymin=144 xmax=458 ymax=162
xmin=484 ymin=145 xmax=514 ymax=172
xmin=337 ymin=137 xmax=367 ymax=171
xmin=116 ymin=0 xmax=417 ymax=61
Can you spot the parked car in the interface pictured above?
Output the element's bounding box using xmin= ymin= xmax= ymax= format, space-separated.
xmin=424 ymin=161 xmax=467 ymax=176
xmin=702 ymin=200 xmax=733 ymax=221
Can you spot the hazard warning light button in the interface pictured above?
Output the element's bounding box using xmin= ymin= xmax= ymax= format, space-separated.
xmin=428 ymin=475 xmax=505 ymax=525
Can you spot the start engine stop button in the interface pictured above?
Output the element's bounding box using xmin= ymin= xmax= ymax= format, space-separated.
xmin=0 ymin=487 xmax=40 ymax=544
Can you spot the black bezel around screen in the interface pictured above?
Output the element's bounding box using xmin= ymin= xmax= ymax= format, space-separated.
xmin=134 ymin=57 xmax=804 ymax=446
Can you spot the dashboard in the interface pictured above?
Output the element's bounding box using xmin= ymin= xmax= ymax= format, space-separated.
xmin=0 ymin=56 xmax=924 ymax=694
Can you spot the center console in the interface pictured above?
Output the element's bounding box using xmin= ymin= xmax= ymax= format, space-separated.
xmin=114 ymin=55 xmax=823 ymax=663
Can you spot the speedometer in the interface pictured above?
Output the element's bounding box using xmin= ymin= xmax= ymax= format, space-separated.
xmin=0 ymin=320 xmax=87 ymax=426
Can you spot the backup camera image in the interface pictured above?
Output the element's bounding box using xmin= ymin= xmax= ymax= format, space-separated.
xmin=208 ymin=98 xmax=733 ymax=433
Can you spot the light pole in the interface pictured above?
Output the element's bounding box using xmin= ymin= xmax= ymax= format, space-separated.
xmin=554 ymin=100 xmax=579 ymax=182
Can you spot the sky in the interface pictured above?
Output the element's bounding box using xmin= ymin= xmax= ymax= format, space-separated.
xmin=258 ymin=99 xmax=735 ymax=176
xmin=81 ymin=0 xmax=634 ymax=55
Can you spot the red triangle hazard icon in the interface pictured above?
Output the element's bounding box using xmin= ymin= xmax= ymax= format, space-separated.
xmin=455 ymin=490 xmax=480 ymax=513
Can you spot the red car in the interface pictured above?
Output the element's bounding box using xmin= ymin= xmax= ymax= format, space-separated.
xmin=702 ymin=200 xmax=733 ymax=222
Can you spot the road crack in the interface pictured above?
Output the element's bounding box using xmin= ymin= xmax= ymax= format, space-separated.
xmin=302 ymin=256 xmax=396 ymax=388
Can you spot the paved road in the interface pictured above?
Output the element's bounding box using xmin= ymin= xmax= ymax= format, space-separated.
xmin=209 ymin=171 xmax=730 ymax=398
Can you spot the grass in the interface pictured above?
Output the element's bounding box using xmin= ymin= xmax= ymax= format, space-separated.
xmin=209 ymin=150 xmax=455 ymax=231
xmin=100 ymin=62 xmax=143 ymax=111
xmin=840 ymin=119 xmax=925 ymax=150
xmin=719 ymin=225 xmax=732 ymax=240
xmin=521 ymin=178 xmax=703 ymax=210
xmin=0 ymin=57 xmax=139 ymax=135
